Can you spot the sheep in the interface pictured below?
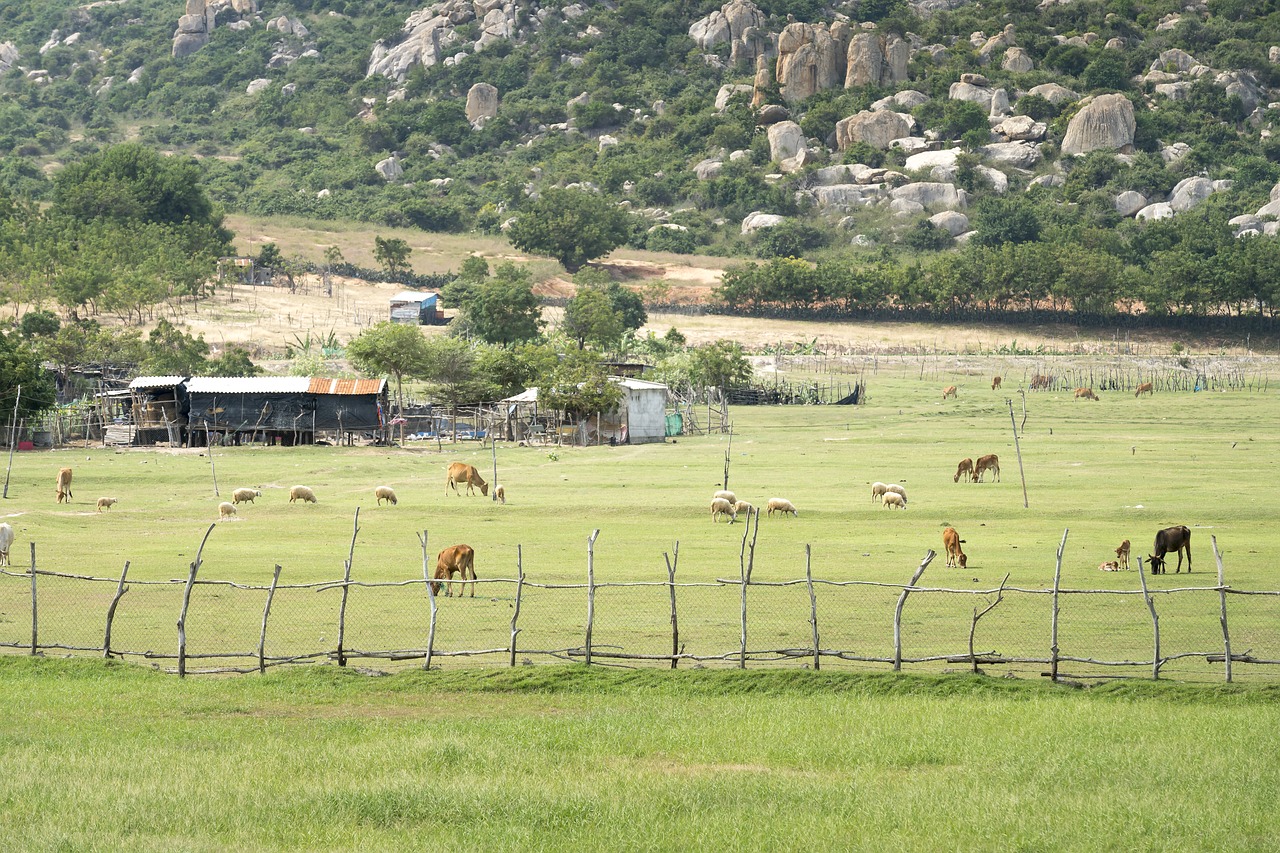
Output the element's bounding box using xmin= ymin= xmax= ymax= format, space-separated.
xmin=734 ymin=500 xmax=754 ymax=517
xmin=495 ymin=484 xmax=505 ymax=504
xmin=96 ymin=497 xmax=119 ymax=512
xmin=881 ymin=492 xmax=906 ymax=509
xmin=219 ymin=501 xmax=237 ymax=520
xmin=232 ymin=488 xmax=261 ymax=505
xmin=375 ymin=486 xmax=398 ymax=506
xmin=289 ymin=485 xmax=318 ymax=504
xmin=712 ymin=489 xmax=736 ymax=504
xmin=766 ymin=497 xmax=797 ymax=517
xmin=871 ymin=482 xmax=888 ymax=503
xmin=711 ymin=497 xmax=737 ymax=523
xmin=885 ymin=484 xmax=907 ymax=501
xmin=0 ymin=522 xmax=13 ymax=567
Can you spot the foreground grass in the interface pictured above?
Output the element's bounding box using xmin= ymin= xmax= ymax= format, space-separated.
xmin=1 ymin=658 xmax=1278 ymax=851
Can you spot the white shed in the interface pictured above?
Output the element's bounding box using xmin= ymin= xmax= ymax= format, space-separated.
xmin=613 ymin=377 xmax=668 ymax=444
xmin=497 ymin=377 xmax=669 ymax=445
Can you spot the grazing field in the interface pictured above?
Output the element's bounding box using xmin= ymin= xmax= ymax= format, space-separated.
xmin=2 ymin=359 xmax=1278 ymax=680
xmin=2 ymin=659 xmax=1280 ymax=851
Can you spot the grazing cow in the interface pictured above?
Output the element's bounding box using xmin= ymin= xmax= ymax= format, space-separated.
xmin=1074 ymin=387 xmax=1099 ymax=401
xmin=1148 ymin=526 xmax=1192 ymax=575
xmin=1115 ymin=539 xmax=1131 ymax=571
xmin=942 ymin=527 xmax=967 ymax=569
xmin=445 ymin=462 xmax=489 ymax=497
xmin=1029 ymin=374 xmax=1051 ymax=391
xmin=991 ymin=376 xmax=1002 ymax=391
xmin=973 ymin=454 xmax=1000 ymax=483
xmin=954 ymin=458 xmax=974 ymax=483
xmin=942 ymin=385 xmax=957 ymax=400
xmin=432 ymin=544 xmax=476 ymax=597
xmin=0 ymin=522 xmax=13 ymax=568
xmin=1135 ymin=382 xmax=1153 ymax=397
xmin=56 ymin=467 xmax=73 ymax=504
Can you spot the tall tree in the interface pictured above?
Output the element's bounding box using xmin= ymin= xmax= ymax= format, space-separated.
xmin=466 ymin=262 xmax=544 ymax=346
xmin=346 ymin=321 xmax=431 ymax=443
xmin=507 ymin=188 xmax=633 ymax=272
xmin=374 ymin=236 xmax=412 ymax=277
xmin=0 ymin=330 xmax=56 ymax=420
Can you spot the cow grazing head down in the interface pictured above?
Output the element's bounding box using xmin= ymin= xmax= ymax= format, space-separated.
xmin=1148 ymin=526 xmax=1192 ymax=575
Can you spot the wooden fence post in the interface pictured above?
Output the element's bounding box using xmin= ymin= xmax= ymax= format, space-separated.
xmin=1213 ymin=536 xmax=1232 ymax=683
xmin=509 ymin=545 xmax=524 ymax=667
xmin=585 ymin=529 xmax=599 ymax=665
xmin=28 ymin=542 xmax=37 ymax=656
xmin=177 ymin=524 xmax=215 ymax=678
xmin=894 ymin=551 xmax=935 ymax=672
xmin=1049 ymin=528 xmax=1067 ymax=681
xmin=103 ymin=561 xmax=130 ymax=659
xmin=336 ymin=507 xmax=360 ymax=667
xmin=258 ymin=564 xmax=282 ymax=674
xmin=419 ymin=530 xmax=437 ymax=671
xmin=1136 ymin=555 xmax=1161 ymax=680
xmin=665 ymin=543 xmax=679 ymax=669
xmin=969 ymin=573 xmax=1009 ymax=674
xmin=1008 ymin=399 xmax=1029 ymax=509
xmin=805 ymin=544 xmax=819 ymax=671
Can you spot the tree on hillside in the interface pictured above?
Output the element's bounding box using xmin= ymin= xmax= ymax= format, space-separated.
xmin=507 ymin=188 xmax=632 ymax=273
xmin=346 ymin=321 xmax=430 ymax=443
xmin=373 ymin=236 xmax=412 ymax=277
xmin=466 ymin=262 xmax=544 ymax=346
xmin=142 ymin=319 xmax=210 ymax=375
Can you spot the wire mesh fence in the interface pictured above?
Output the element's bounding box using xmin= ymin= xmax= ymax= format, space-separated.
xmin=0 ymin=529 xmax=1274 ymax=683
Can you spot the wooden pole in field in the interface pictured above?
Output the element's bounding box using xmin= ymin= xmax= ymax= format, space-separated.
xmin=103 ymin=561 xmax=130 ymax=659
xmin=3 ymin=384 xmax=19 ymax=498
xmin=28 ymin=542 xmax=37 ymax=655
xmin=968 ymin=573 xmax=1009 ymax=674
xmin=1136 ymin=555 xmax=1160 ymax=679
xmin=894 ymin=551 xmax=934 ymax=672
xmin=1049 ymin=529 xmax=1067 ymax=682
xmin=665 ymin=544 xmax=679 ymax=669
xmin=738 ymin=552 xmax=748 ymax=669
xmin=491 ymin=439 xmax=498 ymax=502
xmin=509 ymin=545 xmax=524 ymax=668
xmin=420 ymin=530 xmax=437 ymax=671
xmin=178 ymin=524 xmax=215 ymax=677
xmin=258 ymin=564 xmax=282 ymax=674
xmin=1007 ymin=399 xmax=1028 ymax=508
xmin=805 ymin=544 xmax=819 ymax=671
xmin=585 ymin=529 xmax=599 ymax=665
xmin=336 ymin=507 xmax=360 ymax=667
xmin=1213 ymin=536 xmax=1232 ymax=683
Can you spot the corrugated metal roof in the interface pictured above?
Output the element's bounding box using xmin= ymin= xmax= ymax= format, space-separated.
xmin=389 ymin=290 xmax=438 ymax=303
xmin=613 ymin=377 xmax=668 ymax=391
xmin=308 ymin=377 xmax=386 ymax=395
xmin=129 ymin=376 xmax=186 ymax=390
xmin=185 ymin=377 xmax=311 ymax=394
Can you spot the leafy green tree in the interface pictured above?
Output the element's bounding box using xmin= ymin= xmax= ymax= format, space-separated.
xmin=970 ymin=196 xmax=1042 ymax=247
xmin=0 ymin=330 xmax=57 ymax=419
xmin=18 ymin=310 xmax=60 ymax=339
xmin=466 ymin=262 xmax=544 ymax=346
xmin=207 ymin=347 xmax=261 ymax=377
xmin=690 ymin=340 xmax=753 ymax=391
xmin=373 ymin=236 xmax=412 ymax=276
xmin=346 ymin=321 xmax=431 ymax=441
xmin=540 ymin=353 xmax=624 ymax=419
xmin=564 ymin=287 xmax=624 ymax=350
xmin=507 ymin=188 xmax=633 ymax=272
xmin=142 ymin=319 xmax=210 ymax=375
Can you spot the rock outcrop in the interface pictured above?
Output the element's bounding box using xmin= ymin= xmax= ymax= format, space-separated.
xmin=466 ymin=83 xmax=499 ymax=125
xmin=1060 ymin=93 xmax=1135 ymax=156
xmin=776 ymin=23 xmax=845 ymax=102
xmin=767 ymin=121 xmax=806 ymax=162
xmin=835 ymin=110 xmax=913 ymax=150
xmin=844 ymin=31 xmax=908 ymax=88
xmin=0 ymin=42 xmax=18 ymax=74
xmin=688 ymin=0 xmax=771 ymax=65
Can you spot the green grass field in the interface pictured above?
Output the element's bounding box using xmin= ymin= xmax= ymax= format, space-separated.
xmin=2 ymin=362 xmax=1279 ymax=681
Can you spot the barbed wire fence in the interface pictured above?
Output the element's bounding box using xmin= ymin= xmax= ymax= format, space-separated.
xmin=1 ymin=514 xmax=1277 ymax=683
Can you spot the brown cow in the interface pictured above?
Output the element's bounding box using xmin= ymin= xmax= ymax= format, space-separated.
xmin=1074 ymin=387 xmax=1099 ymax=401
xmin=1115 ymin=539 xmax=1131 ymax=571
xmin=1135 ymin=382 xmax=1153 ymax=397
xmin=954 ymin=458 xmax=974 ymax=483
xmin=1029 ymin=374 xmax=1051 ymax=390
xmin=942 ymin=527 xmax=967 ymax=569
xmin=991 ymin=376 xmax=1002 ymax=391
xmin=432 ymin=544 xmax=477 ymax=597
xmin=973 ymin=454 xmax=1000 ymax=483
xmin=56 ymin=467 xmax=73 ymax=504
xmin=942 ymin=385 xmax=957 ymax=400
xmin=445 ymin=462 xmax=489 ymax=497
xmin=1148 ymin=526 xmax=1191 ymax=575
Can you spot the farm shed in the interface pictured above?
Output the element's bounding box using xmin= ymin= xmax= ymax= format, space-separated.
xmin=128 ymin=375 xmax=188 ymax=445
xmin=389 ymin=290 xmax=443 ymax=325
xmin=184 ymin=376 xmax=389 ymax=446
xmin=498 ymin=377 xmax=669 ymax=445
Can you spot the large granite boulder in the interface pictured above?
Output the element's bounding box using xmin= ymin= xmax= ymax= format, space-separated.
xmin=776 ymin=23 xmax=843 ymax=102
xmin=1026 ymin=83 xmax=1079 ymax=105
xmin=904 ymin=148 xmax=962 ymax=172
xmin=1114 ymin=191 xmax=1147 ymax=217
xmin=375 ymin=155 xmax=404 ymax=182
xmin=993 ymin=115 xmax=1046 ymax=141
xmin=1002 ymin=47 xmax=1033 ymax=72
xmin=741 ymin=211 xmax=785 ymax=233
xmin=930 ymin=210 xmax=970 ymax=236
xmin=835 ymin=110 xmax=913 ymax=150
xmin=466 ymin=83 xmax=499 ymax=124
xmin=1136 ymin=202 xmax=1174 ymax=221
xmin=767 ymin=121 xmax=806 ymax=162
xmin=689 ymin=0 xmax=770 ymax=64
xmin=980 ymin=141 xmax=1041 ymax=168
xmin=1169 ymin=176 xmax=1216 ymax=212
xmin=1060 ymin=93 xmax=1135 ymax=156
xmin=890 ymin=182 xmax=966 ymax=210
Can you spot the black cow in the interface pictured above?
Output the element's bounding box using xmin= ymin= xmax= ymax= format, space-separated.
xmin=1148 ymin=526 xmax=1192 ymax=575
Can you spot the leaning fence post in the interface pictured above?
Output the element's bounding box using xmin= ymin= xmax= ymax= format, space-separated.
xmin=1136 ymin=555 xmax=1161 ymax=680
xmin=419 ymin=530 xmax=437 ymax=671
xmin=1049 ymin=528 xmax=1068 ymax=682
xmin=894 ymin=551 xmax=934 ymax=672
xmin=103 ymin=561 xmax=130 ymax=658
xmin=738 ymin=543 xmax=749 ymax=670
xmin=805 ymin=544 xmax=820 ymax=671
xmin=177 ymin=524 xmax=215 ymax=678
xmin=585 ymin=529 xmax=599 ymax=666
xmin=28 ymin=542 xmax=37 ymax=656
xmin=1213 ymin=536 xmax=1232 ymax=683
xmin=664 ymin=543 xmax=680 ymax=669
xmin=509 ymin=545 xmax=524 ymax=668
xmin=258 ymin=564 xmax=282 ymax=674
xmin=335 ymin=507 xmax=360 ymax=668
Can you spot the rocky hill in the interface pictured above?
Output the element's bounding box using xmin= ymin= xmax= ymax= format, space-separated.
xmin=2 ymin=0 xmax=1280 ymax=296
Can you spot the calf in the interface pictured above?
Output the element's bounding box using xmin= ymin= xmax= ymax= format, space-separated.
xmin=1074 ymin=387 xmax=1099 ymax=401
xmin=1029 ymin=374 xmax=1051 ymax=391
xmin=56 ymin=467 xmax=73 ymax=504
xmin=991 ymin=376 xmax=1002 ymax=391
xmin=942 ymin=527 xmax=967 ymax=569
xmin=973 ymin=454 xmax=1000 ymax=483
xmin=433 ymin=544 xmax=477 ymax=597
xmin=1148 ymin=526 xmax=1191 ymax=575
xmin=1135 ymin=382 xmax=1153 ymax=397
xmin=954 ymin=458 xmax=974 ymax=483
xmin=942 ymin=385 xmax=957 ymax=400
xmin=1115 ymin=539 xmax=1130 ymax=571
